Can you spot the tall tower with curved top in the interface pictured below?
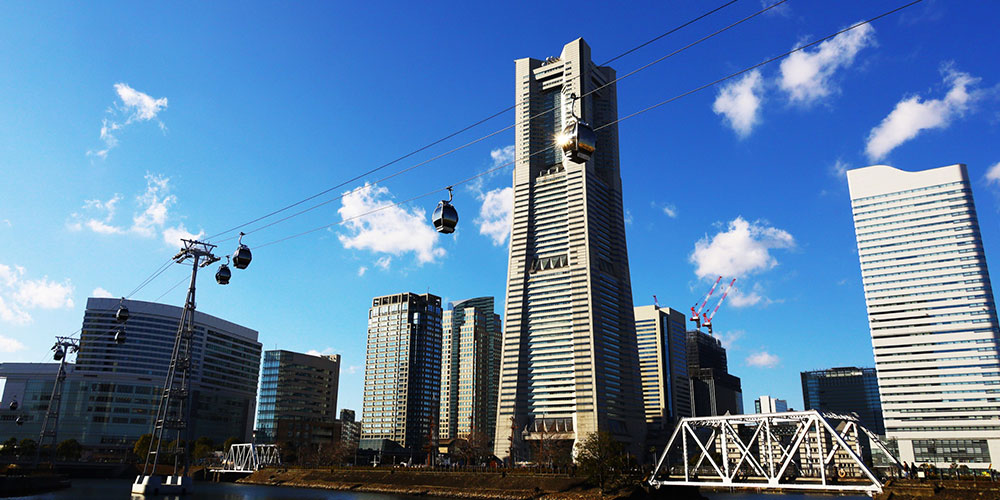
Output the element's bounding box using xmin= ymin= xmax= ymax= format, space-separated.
xmin=493 ymin=38 xmax=646 ymax=461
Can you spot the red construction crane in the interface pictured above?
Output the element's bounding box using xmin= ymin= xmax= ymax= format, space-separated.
xmin=703 ymin=278 xmax=736 ymax=334
xmin=690 ymin=276 xmax=722 ymax=328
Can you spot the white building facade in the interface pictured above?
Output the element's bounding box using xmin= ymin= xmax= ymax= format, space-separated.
xmin=493 ymin=38 xmax=646 ymax=461
xmin=847 ymin=164 xmax=1000 ymax=467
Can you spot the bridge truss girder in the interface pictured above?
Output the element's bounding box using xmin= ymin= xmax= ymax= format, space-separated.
xmin=648 ymin=410 xmax=901 ymax=495
xmin=216 ymin=443 xmax=282 ymax=473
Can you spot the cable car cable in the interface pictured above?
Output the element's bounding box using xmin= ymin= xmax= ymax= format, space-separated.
xmin=201 ymin=0 xmax=752 ymax=243
xmin=246 ymin=0 xmax=920 ymax=252
xmin=206 ymin=0 xmax=784 ymax=245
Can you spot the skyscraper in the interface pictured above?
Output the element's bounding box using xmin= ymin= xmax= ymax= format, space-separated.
xmin=687 ymin=330 xmax=743 ymax=416
xmin=255 ymin=350 xmax=341 ymax=445
xmin=360 ymin=292 xmax=442 ymax=456
xmin=634 ymin=305 xmax=691 ymax=445
xmin=494 ymin=38 xmax=646 ymax=461
xmin=848 ymin=163 xmax=1000 ymax=467
xmin=439 ymin=297 xmax=502 ymax=445
xmin=801 ymin=366 xmax=885 ymax=435
xmin=754 ymin=395 xmax=788 ymax=414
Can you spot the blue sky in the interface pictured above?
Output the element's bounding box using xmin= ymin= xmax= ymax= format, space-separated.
xmin=2 ymin=0 xmax=999 ymax=416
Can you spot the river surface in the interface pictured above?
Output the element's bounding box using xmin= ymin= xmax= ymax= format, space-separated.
xmin=7 ymin=479 xmax=872 ymax=500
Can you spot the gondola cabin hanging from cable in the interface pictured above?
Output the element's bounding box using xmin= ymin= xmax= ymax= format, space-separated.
xmin=216 ymin=256 xmax=232 ymax=285
xmin=557 ymin=93 xmax=596 ymax=163
xmin=233 ymin=232 xmax=252 ymax=270
xmin=115 ymin=329 xmax=126 ymax=345
xmin=433 ymin=187 xmax=458 ymax=234
xmin=115 ymin=297 xmax=129 ymax=323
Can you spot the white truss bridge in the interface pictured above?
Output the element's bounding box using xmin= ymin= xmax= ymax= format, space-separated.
xmin=648 ymin=410 xmax=902 ymax=495
xmin=210 ymin=443 xmax=281 ymax=473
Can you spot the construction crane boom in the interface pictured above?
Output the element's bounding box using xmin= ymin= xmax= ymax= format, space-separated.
xmin=703 ymin=278 xmax=736 ymax=334
xmin=690 ymin=276 xmax=722 ymax=327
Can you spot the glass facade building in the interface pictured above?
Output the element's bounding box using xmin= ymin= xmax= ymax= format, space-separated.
xmin=360 ymin=292 xmax=442 ymax=455
xmin=0 ymin=297 xmax=262 ymax=454
xmin=633 ymin=305 xmax=690 ymax=446
xmin=801 ymin=366 xmax=885 ymax=435
xmin=687 ymin=329 xmax=743 ymax=417
xmin=439 ymin=297 xmax=501 ymax=444
xmin=754 ymin=395 xmax=788 ymax=413
xmin=255 ymin=350 xmax=341 ymax=445
xmin=847 ymin=164 xmax=1000 ymax=467
xmin=494 ymin=38 xmax=647 ymax=461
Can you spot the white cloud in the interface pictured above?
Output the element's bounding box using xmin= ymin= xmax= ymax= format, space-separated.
xmin=346 ymin=365 xmax=360 ymax=374
xmin=374 ymin=256 xmax=392 ymax=270
xmin=162 ymin=224 xmax=204 ymax=248
xmin=727 ymin=286 xmax=763 ymax=308
xmin=490 ymin=145 xmax=515 ymax=166
xmin=91 ymin=287 xmax=114 ymax=298
xmin=718 ymin=330 xmax=744 ymax=350
xmin=338 ymin=183 xmax=445 ymax=264
xmin=132 ymin=173 xmax=176 ymax=236
xmin=305 ymin=347 xmax=337 ymax=357
xmin=779 ymin=24 xmax=875 ymax=104
xmin=71 ymin=174 xmax=191 ymax=247
xmin=0 ymin=297 xmax=31 ymax=325
xmin=986 ymin=161 xmax=1000 ymax=186
xmin=69 ymin=194 xmax=125 ymax=234
xmin=357 ymin=266 xmax=368 ymax=277
xmin=0 ymin=335 xmax=25 ymax=353
xmin=832 ymin=159 xmax=849 ymax=178
xmin=713 ymin=70 xmax=763 ymax=137
xmin=662 ymin=204 xmax=678 ymax=218
xmin=866 ymin=66 xmax=983 ymax=160
xmin=624 ymin=209 xmax=634 ymax=226
xmin=746 ymin=350 xmax=780 ymax=368
xmin=690 ymin=217 xmax=795 ymax=279
xmin=13 ymin=278 xmax=74 ymax=309
xmin=89 ymin=83 xmax=168 ymax=159
xmin=476 ymin=186 xmax=513 ymax=246
xmin=0 ymin=264 xmax=75 ymax=325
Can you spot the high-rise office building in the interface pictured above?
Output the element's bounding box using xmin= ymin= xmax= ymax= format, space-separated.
xmin=0 ymin=298 xmax=262 ymax=453
xmin=255 ymin=350 xmax=341 ymax=445
xmin=754 ymin=395 xmax=788 ymax=414
xmin=494 ymin=38 xmax=646 ymax=461
xmin=801 ymin=366 xmax=885 ymax=435
xmin=360 ymin=292 xmax=442 ymax=456
xmin=439 ymin=297 xmax=502 ymax=445
xmin=338 ymin=409 xmax=361 ymax=451
xmin=634 ymin=305 xmax=691 ymax=444
xmin=687 ymin=330 xmax=743 ymax=416
xmin=848 ymin=163 xmax=1000 ymax=467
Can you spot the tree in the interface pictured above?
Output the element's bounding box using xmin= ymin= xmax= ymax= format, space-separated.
xmin=223 ymin=436 xmax=240 ymax=453
xmin=17 ymin=438 xmax=37 ymax=457
xmin=192 ymin=437 xmax=215 ymax=461
xmin=456 ymin=429 xmax=492 ymax=465
xmin=133 ymin=434 xmax=160 ymax=460
xmin=56 ymin=439 xmax=82 ymax=461
xmin=574 ymin=431 xmax=628 ymax=492
xmin=2 ymin=437 xmax=17 ymax=455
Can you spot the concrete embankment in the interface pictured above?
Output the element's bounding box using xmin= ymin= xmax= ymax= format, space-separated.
xmin=875 ymin=479 xmax=1000 ymax=500
xmin=238 ymin=468 xmax=704 ymax=500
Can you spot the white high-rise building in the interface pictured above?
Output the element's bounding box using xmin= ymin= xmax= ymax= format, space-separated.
xmin=848 ymin=163 xmax=1000 ymax=467
xmin=493 ymin=38 xmax=646 ymax=462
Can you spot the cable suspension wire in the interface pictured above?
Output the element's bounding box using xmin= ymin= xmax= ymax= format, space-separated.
xmin=248 ymin=0 xmax=922 ymax=252
xmin=207 ymin=0 xmax=784 ymax=245
xmin=203 ymin=0 xmax=751 ymax=242
xmin=154 ymin=275 xmax=190 ymax=303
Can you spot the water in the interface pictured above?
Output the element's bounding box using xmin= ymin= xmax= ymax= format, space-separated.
xmin=7 ymin=479 xmax=871 ymax=500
